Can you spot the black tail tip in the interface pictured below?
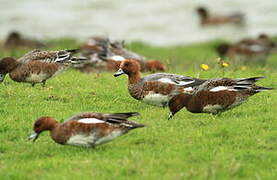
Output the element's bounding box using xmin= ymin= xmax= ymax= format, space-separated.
xmin=127 ymin=112 xmax=140 ymax=117
xmin=257 ymin=86 xmax=274 ymax=91
xmin=132 ymin=123 xmax=146 ymax=129
xmin=66 ymin=49 xmax=80 ymax=53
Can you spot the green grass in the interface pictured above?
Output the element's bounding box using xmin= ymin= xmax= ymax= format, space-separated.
xmin=0 ymin=39 xmax=276 ymax=179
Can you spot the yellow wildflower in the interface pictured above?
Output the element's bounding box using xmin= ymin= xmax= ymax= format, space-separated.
xmin=240 ymin=66 xmax=247 ymax=71
xmin=217 ymin=58 xmax=230 ymax=68
xmin=200 ymin=64 xmax=209 ymax=71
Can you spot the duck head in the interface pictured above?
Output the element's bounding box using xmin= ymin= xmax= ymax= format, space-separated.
xmin=0 ymin=57 xmax=18 ymax=82
xmin=28 ymin=117 xmax=58 ymax=142
xmin=114 ymin=59 xmax=141 ymax=77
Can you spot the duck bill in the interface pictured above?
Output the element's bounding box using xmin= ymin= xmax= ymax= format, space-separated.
xmin=114 ymin=68 xmax=125 ymax=77
xmin=0 ymin=74 xmax=6 ymax=82
xmin=28 ymin=132 xmax=39 ymax=142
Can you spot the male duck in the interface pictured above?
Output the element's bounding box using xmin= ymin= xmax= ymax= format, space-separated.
xmin=29 ymin=112 xmax=144 ymax=148
xmin=114 ymin=59 xmax=272 ymax=119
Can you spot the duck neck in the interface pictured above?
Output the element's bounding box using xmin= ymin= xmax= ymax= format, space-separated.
xmin=48 ymin=120 xmax=59 ymax=131
xmin=128 ymin=72 xmax=141 ymax=85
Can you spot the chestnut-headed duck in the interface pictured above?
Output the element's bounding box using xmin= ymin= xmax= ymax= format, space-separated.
xmin=0 ymin=49 xmax=87 ymax=86
xmin=216 ymin=34 xmax=275 ymax=64
xmin=3 ymin=31 xmax=47 ymax=49
xmin=114 ymin=59 xmax=272 ymax=119
xmin=28 ymin=112 xmax=144 ymax=148
xmin=196 ymin=6 xmax=244 ymax=26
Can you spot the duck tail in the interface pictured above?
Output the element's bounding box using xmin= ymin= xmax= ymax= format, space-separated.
xmin=66 ymin=49 xmax=80 ymax=54
xmin=127 ymin=121 xmax=145 ymax=129
xmin=253 ymin=85 xmax=273 ymax=93
xmin=237 ymin=77 xmax=265 ymax=85
xmin=106 ymin=112 xmax=140 ymax=120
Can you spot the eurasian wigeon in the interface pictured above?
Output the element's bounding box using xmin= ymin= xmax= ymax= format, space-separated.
xmin=77 ymin=37 xmax=166 ymax=73
xmin=3 ymin=31 xmax=46 ymax=49
xmin=196 ymin=6 xmax=244 ymax=26
xmin=216 ymin=34 xmax=275 ymax=64
xmin=28 ymin=112 xmax=144 ymax=148
xmin=0 ymin=49 xmax=86 ymax=86
xmin=114 ymin=59 xmax=272 ymax=119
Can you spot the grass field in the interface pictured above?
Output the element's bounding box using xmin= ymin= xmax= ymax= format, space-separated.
xmin=0 ymin=39 xmax=276 ymax=179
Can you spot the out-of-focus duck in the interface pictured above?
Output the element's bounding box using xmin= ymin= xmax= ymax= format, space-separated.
xmin=2 ymin=31 xmax=47 ymax=49
xmin=196 ymin=6 xmax=244 ymax=26
xmin=216 ymin=34 xmax=275 ymax=64
xmin=76 ymin=37 xmax=166 ymax=73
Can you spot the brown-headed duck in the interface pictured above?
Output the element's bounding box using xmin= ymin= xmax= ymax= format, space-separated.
xmin=28 ymin=112 xmax=144 ymax=148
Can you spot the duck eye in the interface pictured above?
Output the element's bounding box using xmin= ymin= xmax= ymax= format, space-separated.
xmin=35 ymin=122 xmax=41 ymax=127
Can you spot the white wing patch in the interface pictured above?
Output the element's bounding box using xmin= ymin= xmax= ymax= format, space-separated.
xmin=210 ymin=86 xmax=238 ymax=92
xmin=183 ymin=87 xmax=193 ymax=92
xmin=178 ymin=80 xmax=194 ymax=85
xmin=158 ymin=78 xmax=175 ymax=84
xmin=158 ymin=78 xmax=194 ymax=85
xmin=210 ymin=86 xmax=228 ymax=92
xmin=110 ymin=55 xmax=125 ymax=61
xmin=78 ymin=118 xmax=104 ymax=124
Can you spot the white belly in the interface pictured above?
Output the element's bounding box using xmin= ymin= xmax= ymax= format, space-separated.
xmin=66 ymin=130 xmax=123 ymax=147
xmin=203 ymin=104 xmax=223 ymax=113
xmin=66 ymin=134 xmax=96 ymax=147
xmin=95 ymin=130 xmax=123 ymax=145
xmin=26 ymin=73 xmax=48 ymax=83
xmin=142 ymin=93 xmax=170 ymax=107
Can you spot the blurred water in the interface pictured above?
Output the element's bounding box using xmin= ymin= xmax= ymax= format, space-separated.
xmin=0 ymin=0 xmax=277 ymax=46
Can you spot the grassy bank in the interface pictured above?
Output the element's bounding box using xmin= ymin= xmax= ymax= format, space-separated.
xmin=0 ymin=39 xmax=276 ymax=179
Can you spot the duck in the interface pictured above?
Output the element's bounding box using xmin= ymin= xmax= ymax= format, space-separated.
xmin=114 ymin=59 xmax=272 ymax=119
xmin=3 ymin=31 xmax=47 ymax=49
xmin=0 ymin=49 xmax=86 ymax=86
xmin=196 ymin=6 xmax=244 ymax=26
xmin=216 ymin=34 xmax=275 ymax=64
xmin=77 ymin=37 xmax=166 ymax=73
xmin=28 ymin=112 xmax=144 ymax=148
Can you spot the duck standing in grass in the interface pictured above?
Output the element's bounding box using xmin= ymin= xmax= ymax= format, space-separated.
xmin=114 ymin=59 xmax=272 ymax=119
xmin=29 ymin=112 xmax=144 ymax=148
xmin=196 ymin=6 xmax=244 ymax=26
xmin=0 ymin=49 xmax=87 ymax=86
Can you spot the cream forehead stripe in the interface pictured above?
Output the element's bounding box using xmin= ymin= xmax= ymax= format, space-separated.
xmin=78 ymin=118 xmax=104 ymax=124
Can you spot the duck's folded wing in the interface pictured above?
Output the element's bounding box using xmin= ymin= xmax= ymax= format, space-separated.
xmin=194 ymin=77 xmax=267 ymax=93
xmin=64 ymin=112 xmax=144 ymax=128
xmin=143 ymin=73 xmax=205 ymax=87
xmin=19 ymin=49 xmax=80 ymax=64
xmin=18 ymin=49 xmax=42 ymax=63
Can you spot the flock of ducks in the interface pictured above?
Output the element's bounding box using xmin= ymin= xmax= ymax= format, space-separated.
xmin=0 ymin=7 xmax=275 ymax=148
